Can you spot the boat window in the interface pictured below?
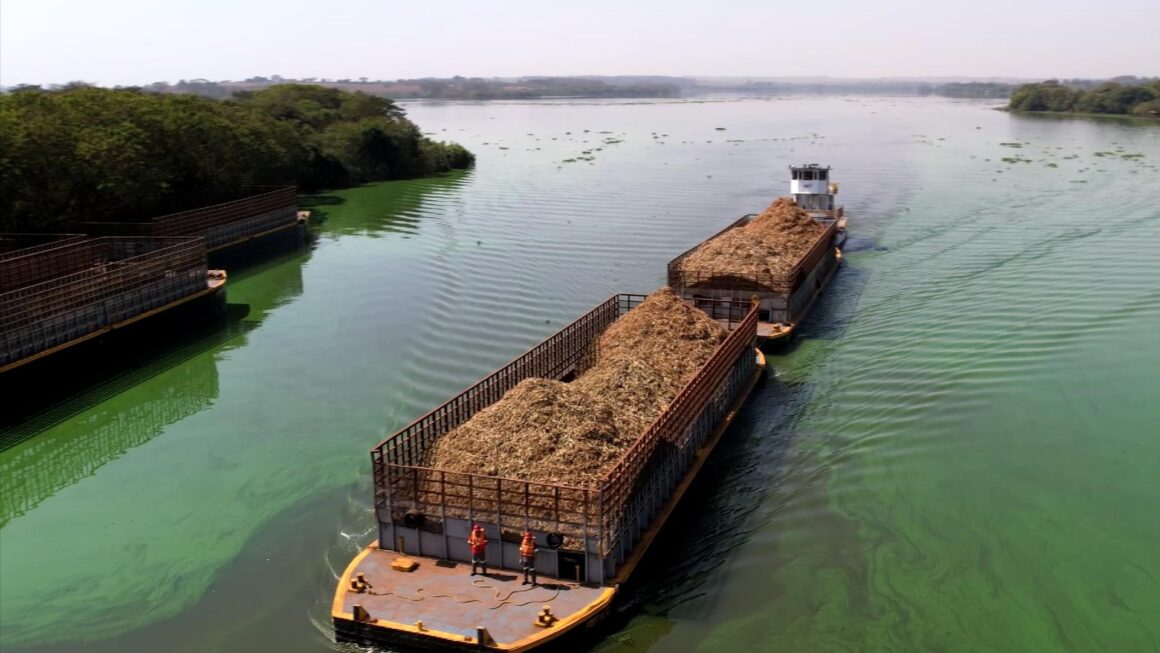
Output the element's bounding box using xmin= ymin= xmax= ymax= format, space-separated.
xmin=791 ymin=169 xmax=799 ymax=180
xmin=802 ymin=170 xmax=814 ymax=181
xmin=818 ymin=170 xmax=828 ymax=181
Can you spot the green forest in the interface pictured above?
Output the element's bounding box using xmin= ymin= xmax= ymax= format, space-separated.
xmin=0 ymin=84 xmax=474 ymax=231
xmin=1007 ymin=79 xmax=1160 ymax=116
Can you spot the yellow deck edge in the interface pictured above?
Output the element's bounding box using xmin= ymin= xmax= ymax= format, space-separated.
xmin=761 ymin=323 xmax=795 ymax=343
xmin=0 ymin=274 xmax=227 ymax=374
xmin=332 ymin=541 xmax=615 ymax=650
xmin=506 ymin=587 xmax=616 ymax=652
xmin=331 ymin=543 xmax=376 ymax=618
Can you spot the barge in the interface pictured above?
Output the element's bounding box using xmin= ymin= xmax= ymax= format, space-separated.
xmin=77 ymin=186 xmax=305 ymax=254
xmin=333 ymin=294 xmax=764 ymax=651
xmin=0 ymin=236 xmax=226 ymax=373
xmin=668 ymin=164 xmax=847 ymax=343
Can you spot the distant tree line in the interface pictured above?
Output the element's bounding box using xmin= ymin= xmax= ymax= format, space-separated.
xmin=933 ymin=82 xmax=1013 ymax=98
xmin=1007 ymin=79 xmax=1160 ymax=116
xmin=730 ymin=80 xmax=1013 ymax=98
xmin=740 ymin=80 xmax=936 ymax=95
xmin=396 ymin=76 xmax=680 ymax=100
xmin=130 ymin=76 xmax=682 ymax=101
xmin=0 ymin=84 xmax=473 ymax=231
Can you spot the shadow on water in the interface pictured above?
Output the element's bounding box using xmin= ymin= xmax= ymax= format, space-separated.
xmin=296 ymin=193 xmax=348 ymax=229
xmin=0 ymin=228 xmax=319 ymax=523
xmin=763 ymin=261 xmax=874 ymax=363
xmin=0 ymin=303 xmax=251 ymax=439
xmin=300 ymin=171 xmax=473 ymax=239
xmin=586 ymin=250 xmax=875 ymax=650
xmin=1 ymin=216 xmax=317 ymax=440
xmin=0 ymin=313 xmax=261 ymax=526
xmin=604 ymin=374 xmax=815 ymax=628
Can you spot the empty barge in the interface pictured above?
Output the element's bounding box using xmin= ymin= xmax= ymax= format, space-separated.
xmin=333 ymin=294 xmax=765 ymax=651
xmin=77 ymin=186 xmax=305 ymax=254
xmin=669 ymin=164 xmax=847 ymax=343
xmin=0 ymin=236 xmax=226 ymax=373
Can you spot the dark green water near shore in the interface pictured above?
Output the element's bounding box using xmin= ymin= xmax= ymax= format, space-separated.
xmin=2 ymin=96 xmax=1157 ymax=652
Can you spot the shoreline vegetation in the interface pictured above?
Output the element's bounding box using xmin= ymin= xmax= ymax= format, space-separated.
xmin=1005 ymin=79 xmax=1160 ymax=118
xmin=7 ymin=76 xmax=1156 ymax=109
xmin=997 ymin=107 xmax=1160 ymax=121
xmin=0 ymin=84 xmax=474 ymax=232
xmin=4 ymin=76 xmax=1045 ymax=102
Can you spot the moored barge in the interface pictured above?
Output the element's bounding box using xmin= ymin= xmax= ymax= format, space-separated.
xmin=77 ymin=186 xmax=306 ymax=254
xmin=333 ymin=294 xmax=764 ymax=651
xmin=0 ymin=235 xmax=226 ymax=373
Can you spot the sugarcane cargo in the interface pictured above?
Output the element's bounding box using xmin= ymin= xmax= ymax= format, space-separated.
xmin=668 ymin=197 xmax=840 ymax=327
xmin=335 ymin=289 xmax=764 ymax=650
xmin=425 ymin=288 xmax=729 ymax=486
xmin=377 ymin=288 xmax=754 ymax=580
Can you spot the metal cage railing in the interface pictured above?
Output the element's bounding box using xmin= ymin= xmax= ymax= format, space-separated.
xmin=78 ymin=187 xmax=299 ymax=250
xmin=667 ymin=214 xmax=837 ymax=294
xmin=0 ymin=234 xmax=88 ymax=260
xmin=0 ymin=237 xmax=208 ymax=365
xmin=371 ymin=294 xmax=759 ymax=562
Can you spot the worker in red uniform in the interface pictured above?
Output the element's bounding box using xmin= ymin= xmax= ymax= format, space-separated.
xmin=468 ymin=524 xmax=488 ymax=576
xmin=520 ymin=530 xmax=537 ymax=586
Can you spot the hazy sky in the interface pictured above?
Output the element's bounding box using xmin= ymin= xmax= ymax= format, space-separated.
xmin=2 ymin=0 xmax=1157 ymax=86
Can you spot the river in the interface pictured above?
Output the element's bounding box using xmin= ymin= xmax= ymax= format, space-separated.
xmin=1 ymin=96 xmax=1157 ymax=652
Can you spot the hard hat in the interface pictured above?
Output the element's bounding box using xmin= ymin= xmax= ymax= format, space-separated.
xmin=523 ymin=530 xmax=533 ymax=538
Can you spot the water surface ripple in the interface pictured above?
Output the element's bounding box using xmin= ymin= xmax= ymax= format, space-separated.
xmin=1 ymin=97 xmax=1157 ymax=652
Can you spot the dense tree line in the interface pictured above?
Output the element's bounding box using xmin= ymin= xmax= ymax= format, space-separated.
xmin=933 ymin=82 xmax=1013 ymax=98
xmin=139 ymin=76 xmax=681 ymax=101
xmin=395 ymin=76 xmax=680 ymax=100
xmin=0 ymin=84 xmax=473 ymax=231
xmin=1007 ymin=79 xmax=1160 ymax=116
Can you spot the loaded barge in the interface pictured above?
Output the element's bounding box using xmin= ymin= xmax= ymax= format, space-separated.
xmin=333 ymin=294 xmax=764 ymax=651
xmin=669 ymin=164 xmax=847 ymax=343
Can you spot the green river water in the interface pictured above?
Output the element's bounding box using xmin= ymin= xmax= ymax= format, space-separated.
xmin=1 ymin=96 xmax=1157 ymax=652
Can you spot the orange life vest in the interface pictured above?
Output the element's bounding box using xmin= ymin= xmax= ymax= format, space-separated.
xmin=469 ymin=530 xmax=486 ymax=554
xmin=520 ymin=538 xmax=535 ymax=557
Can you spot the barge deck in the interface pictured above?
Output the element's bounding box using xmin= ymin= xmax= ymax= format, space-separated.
xmin=334 ymin=548 xmax=613 ymax=650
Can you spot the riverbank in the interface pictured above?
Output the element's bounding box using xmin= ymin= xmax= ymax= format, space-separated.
xmin=0 ymin=85 xmax=473 ymax=232
xmin=997 ymin=106 xmax=1160 ymax=121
